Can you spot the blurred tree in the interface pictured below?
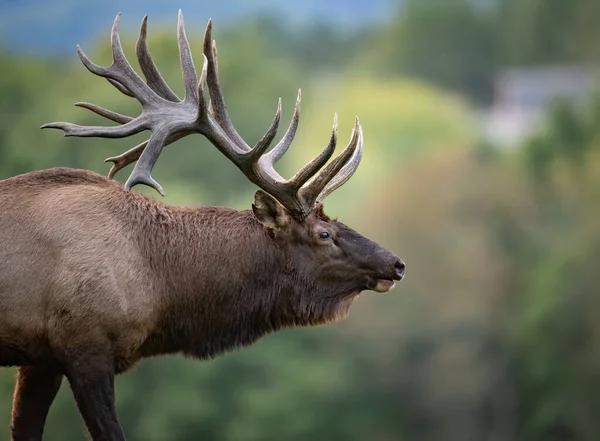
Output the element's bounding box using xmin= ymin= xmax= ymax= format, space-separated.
xmin=507 ymin=95 xmax=600 ymax=441
xmin=367 ymin=0 xmax=498 ymax=104
xmin=364 ymin=0 xmax=600 ymax=105
xmin=500 ymin=0 xmax=600 ymax=65
xmin=0 ymin=50 xmax=60 ymax=176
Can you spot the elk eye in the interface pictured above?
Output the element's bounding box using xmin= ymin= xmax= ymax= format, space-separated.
xmin=319 ymin=231 xmax=331 ymax=240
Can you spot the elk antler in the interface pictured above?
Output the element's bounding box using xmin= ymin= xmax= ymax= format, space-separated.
xmin=42 ymin=10 xmax=363 ymax=220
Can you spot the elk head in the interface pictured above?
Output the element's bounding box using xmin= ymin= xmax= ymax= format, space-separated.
xmin=42 ymin=10 xmax=405 ymax=300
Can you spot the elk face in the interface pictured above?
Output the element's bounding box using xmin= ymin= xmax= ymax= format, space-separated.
xmin=252 ymin=190 xmax=405 ymax=300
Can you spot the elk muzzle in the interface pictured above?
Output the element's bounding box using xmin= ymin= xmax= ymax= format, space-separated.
xmin=366 ymin=257 xmax=405 ymax=293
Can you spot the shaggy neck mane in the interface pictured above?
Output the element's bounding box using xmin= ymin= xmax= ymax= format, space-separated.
xmin=114 ymin=192 xmax=344 ymax=360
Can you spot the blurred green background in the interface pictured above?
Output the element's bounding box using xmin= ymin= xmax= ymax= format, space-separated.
xmin=2 ymin=0 xmax=600 ymax=440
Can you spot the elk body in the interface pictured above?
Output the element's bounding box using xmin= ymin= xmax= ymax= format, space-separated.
xmin=0 ymin=11 xmax=405 ymax=441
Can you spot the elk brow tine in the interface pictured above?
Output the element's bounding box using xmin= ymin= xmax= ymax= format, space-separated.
xmin=109 ymin=13 xmax=156 ymax=104
xmin=288 ymin=113 xmax=338 ymax=189
xmin=177 ymin=10 xmax=198 ymax=102
xmin=74 ymin=102 xmax=133 ymax=124
xmin=123 ymin=124 xmax=175 ymax=196
xmin=203 ymin=22 xmax=251 ymax=151
xmin=245 ymin=98 xmax=282 ymax=161
xmin=136 ymin=15 xmax=180 ymax=102
xmin=317 ymin=125 xmax=363 ymax=201
xmin=264 ymin=89 xmax=301 ymax=165
xmin=300 ymin=116 xmax=360 ymax=201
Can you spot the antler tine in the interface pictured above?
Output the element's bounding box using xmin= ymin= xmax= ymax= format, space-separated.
xmin=73 ymin=14 xmax=158 ymax=105
xmin=264 ymin=89 xmax=302 ymax=165
xmin=316 ymin=123 xmax=363 ymax=201
xmin=196 ymin=54 xmax=210 ymax=115
xmin=286 ymin=113 xmax=338 ymax=190
xmin=124 ymin=124 xmax=175 ymax=195
xmin=299 ymin=117 xmax=362 ymax=206
xmin=41 ymin=117 xmax=147 ymax=138
xmin=177 ymin=10 xmax=198 ymax=102
xmin=104 ymin=129 xmax=191 ymax=179
xmin=136 ymin=15 xmax=180 ymax=102
xmin=110 ymin=14 xmax=158 ymax=104
xmin=76 ymin=45 xmax=115 ymax=88
xmin=247 ymin=98 xmax=282 ymax=161
xmin=106 ymin=78 xmax=135 ymax=97
xmin=203 ymin=20 xmax=251 ymax=152
xmin=74 ymin=102 xmax=133 ymax=124
xmin=194 ymin=51 xmax=270 ymax=160
xmin=105 ymin=140 xmax=148 ymax=179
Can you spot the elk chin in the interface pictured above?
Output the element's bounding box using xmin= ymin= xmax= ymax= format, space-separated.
xmin=366 ymin=278 xmax=396 ymax=293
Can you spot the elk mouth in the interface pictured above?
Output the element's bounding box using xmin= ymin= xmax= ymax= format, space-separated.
xmin=366 ymin=261 xmax=405 ymax=293
xmin=366 ymin=278 xmax=397 ymax=293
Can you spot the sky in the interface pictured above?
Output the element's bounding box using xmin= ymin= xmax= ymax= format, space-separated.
xmin=0 ymin=0 xmax=395 ymax=54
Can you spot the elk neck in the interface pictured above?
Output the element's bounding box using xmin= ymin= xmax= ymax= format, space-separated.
xmin=129 ymin=201 xmax=311 ymax=360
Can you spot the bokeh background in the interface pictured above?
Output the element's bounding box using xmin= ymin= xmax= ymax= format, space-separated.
xmin=2 ymin=1 xmax=600 ymax=440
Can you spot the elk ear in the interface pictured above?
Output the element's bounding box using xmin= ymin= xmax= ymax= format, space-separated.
xmin=252 ymin=190 xmax=290 ymax=230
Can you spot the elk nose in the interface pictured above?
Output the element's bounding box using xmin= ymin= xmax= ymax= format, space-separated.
xmin=394 ymin=259 xmax=406 ymax=279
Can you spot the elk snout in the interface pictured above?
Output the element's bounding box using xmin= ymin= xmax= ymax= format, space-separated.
xmin=365 ymin=254 xmax=406 ymax=293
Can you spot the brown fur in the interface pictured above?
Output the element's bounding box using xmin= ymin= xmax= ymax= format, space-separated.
xmin=0 ymin=167 xmax=404 ymax=441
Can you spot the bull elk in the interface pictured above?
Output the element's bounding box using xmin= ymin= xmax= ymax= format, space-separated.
xmin=0 ymin=11 xmax=405 ymax=441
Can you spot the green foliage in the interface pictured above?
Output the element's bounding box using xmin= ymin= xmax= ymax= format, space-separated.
xmin=523 ymin=97 xmax=598 ymax=182
xmin=363 ymin=0 xmax=600 ymax=104
xmin=507 ymin=97 xmax=600 ymax=441
xmin=373 ymin=0 xmax=499 ymax=103
xmin=500 ymin=0 xmax=600 ymax=65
